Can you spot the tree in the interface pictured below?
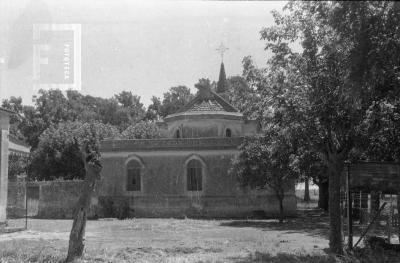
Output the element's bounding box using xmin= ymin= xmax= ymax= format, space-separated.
xmin=19 ymin=105 xmax=47 ymax=149
xmin=295 ymin=147 xmax=328 ymax=208
xmin=114 ymin=91 xmax=146 ymax=127
xmin=194 ymin=78 xmax=212 ymax=92
xmin=66 ymin=141 xmax=102 ymax=262
xmin=8 ymin=153 xmax=28 ymax=180
xmin=17 ymin=90 xmax=73 ymax=149
xmin=231 ymin=131 xmax=299 ymax=223
xmin=254 ymin=1 xmax=400 ymax=253
xmin=158 ymin=86 xmax=194 ymax=117
xmin=121 ymin=121 xmax=160 ymax=139
xmin=356 ymin=99 xmax=400 ymax=162
xmin=29 ymin=121 xmax=119 ymax=180
xmin=65 ymin=90 xmax=146 ymax=130
xmin=1 ymin=96 xmax=25 ymax=141
xmin=226 ymin=75 xmax=261 ymax=120
xmin=145 ymin=96 xmax=162 ymax=121
xmin=66 ymin=90 xmax=99 ymax=122
xmin=1 ymin=96 xmax=22 ymax=122
xmin=35 ymin=89 xmax=73 ymax=124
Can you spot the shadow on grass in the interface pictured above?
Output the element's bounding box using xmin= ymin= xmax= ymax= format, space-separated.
xmin=220 ymin=209 xmax=330 ymax=239
xmin=225 ymin=251 xmax=337 ymax=263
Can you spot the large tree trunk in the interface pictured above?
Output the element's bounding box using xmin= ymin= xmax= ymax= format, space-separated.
xmin=318 ymin=180 xmax=329 ymax=211
xmin=397 ymin=195 xmax=400 ymax=244
xmin=66 ymin=145 xmax=102 ymax=262
xmin=278 ymin=196 xmax=284 ymax=223
xmin=370 ymin=191 xmax=380 ymax=214
xmin=304 ymin=177 xmax=310 ymax=202
xmin=353 ymin=191 xmax=361 ymax=221
xmin=327 ymin=153 xmax=344 ymax=255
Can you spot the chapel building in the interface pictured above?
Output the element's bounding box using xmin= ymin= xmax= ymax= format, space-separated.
xmin=98 ymin=63 xmax=296 ymax=218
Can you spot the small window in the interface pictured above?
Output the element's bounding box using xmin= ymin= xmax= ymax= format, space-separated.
xmin=176 ymin=129 xmax=180 ymax=138
xmin=187 ymin=159 xmax=202 ymax=191
xmin=225 ymin=128 xmax=232 ymax=137
xmin=127 ymin=160 xmax=141 ymax=191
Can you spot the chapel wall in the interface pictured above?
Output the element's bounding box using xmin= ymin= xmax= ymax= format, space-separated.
xmin=165 ymin=118 xmax=243 ymax=138
xmin=99 ymin=150 xmax=241 ymax=197
xmin=127 ymin=194 xmax=297 ymax=218
xmin=98 ymin=149 xmax=297 ymax=218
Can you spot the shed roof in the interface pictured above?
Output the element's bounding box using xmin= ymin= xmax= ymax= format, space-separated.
xmin=0 ymin=107 xmax=15 ymax=115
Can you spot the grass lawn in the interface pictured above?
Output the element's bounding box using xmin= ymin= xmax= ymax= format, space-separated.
xmin=0 ymin=210 xmax=338 ymax=263
xmin=3 ymin=208 xmax=397 ymax=263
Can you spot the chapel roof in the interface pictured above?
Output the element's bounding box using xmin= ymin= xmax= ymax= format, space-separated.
xmin=176 ymin=87 xmax=238 ymax=114
xmin=164 ymin=58 xmax=242 ymax=121
xmin=163 ymin=84 xmax=242 ymax=122
xmin=9 ymin=134 xmax=31 ymax=154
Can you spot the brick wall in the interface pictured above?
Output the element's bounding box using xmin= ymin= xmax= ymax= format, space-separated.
xmin=99 ymin=149 xmax=297 ymax=218
xmin=7 ymin=180 xmax=98 ymax=219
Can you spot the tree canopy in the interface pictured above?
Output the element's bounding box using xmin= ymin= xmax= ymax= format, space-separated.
xmin=231 ymin=130 xmax=299 ymax=223
xmin=121 ymin=121 xmax=161 ymax=139
xmin=29 ymin=121 xmax=120 ymax=180
xmin=241 ymin=1 xmax=400 ymax=254
xmin=148 ymin=86 xmax=194 ymax=118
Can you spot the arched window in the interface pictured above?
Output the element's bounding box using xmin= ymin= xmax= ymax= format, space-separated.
xmin=126 ymin=160 xmax=141 ymax=191
xmin=186 ymin=159 xmax=202 ymax=191
xmin=225 ymin=128 xmax=232 ymax=137
xmin=176 ymin=129 xmax=180 ymax=138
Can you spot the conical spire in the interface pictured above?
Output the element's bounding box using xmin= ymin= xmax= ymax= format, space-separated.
xmin=216 ymin=62 xmax=228 ymax=93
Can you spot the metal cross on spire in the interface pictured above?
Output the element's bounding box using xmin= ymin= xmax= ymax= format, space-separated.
xmin=216 ymin=42 xmax=229 ymax=62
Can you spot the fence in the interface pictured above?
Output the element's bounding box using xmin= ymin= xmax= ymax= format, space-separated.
xmin=4 ymin=179 xmax=92 ymax=233
xmin=341 ymin=191 xmax=399 ymax=248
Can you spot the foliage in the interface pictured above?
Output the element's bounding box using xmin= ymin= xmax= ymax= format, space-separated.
xmin=66 ymin=89 xmax=147 ymax=129
xmin=148 ymin=86 xmax=194 ymax=118
xmin=293 ymin=147 xmax=327 ymax=185
xmin=19 ymin=105 xmax=49 ymax=149
xmin=121 ymin=121 xmax=161 ymax=139
xmin=1 ymin=96 xmax=25 ymax=141
xmin=29 ymin=121 xmax=120 ymax=180
xmin=145 ymin=96 xmax=162 ymax=121
xmin=114 ymin=91 xmax=146 ymax=129
xmin=1 ymin=90 xmax=150 ymax=150
xmin=248 ymin=1 xmax=400 ymax=254
xmin=231 ymin=130 xmax=299 ymax=223
xmin=356 ymin=99 xmax=400 ymax=162
xmin=226 ymin=75 xmax=261 ymax=120
xmin=98 ymin=197 xmax=130 ymax=220
xmin=35 ymin=89 xmax=72 ymax=125
xmin=194 ymin=78 xmax=212 ymax=91
xmin=8 ymin=153 xmax=28 ymax=180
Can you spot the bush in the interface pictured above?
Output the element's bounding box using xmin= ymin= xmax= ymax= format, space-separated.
xmin=98 ymin=197 xmax=131 ymax=219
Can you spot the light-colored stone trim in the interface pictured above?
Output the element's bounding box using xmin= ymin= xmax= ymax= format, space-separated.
xmin=164 ymin=111 xmax=243 ymax=122
xmin=101 ymin=137 xmax=243 ymax=152
xmin=101 ymin=149 xmax=238 ymax=158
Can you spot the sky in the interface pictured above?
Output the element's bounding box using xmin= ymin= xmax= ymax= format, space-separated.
xmin=0 ymin=0 xmax=288 ymax=106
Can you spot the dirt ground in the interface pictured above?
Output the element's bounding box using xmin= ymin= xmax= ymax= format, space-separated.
xmin=0 ymin=209 xmax=334 ymax=263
